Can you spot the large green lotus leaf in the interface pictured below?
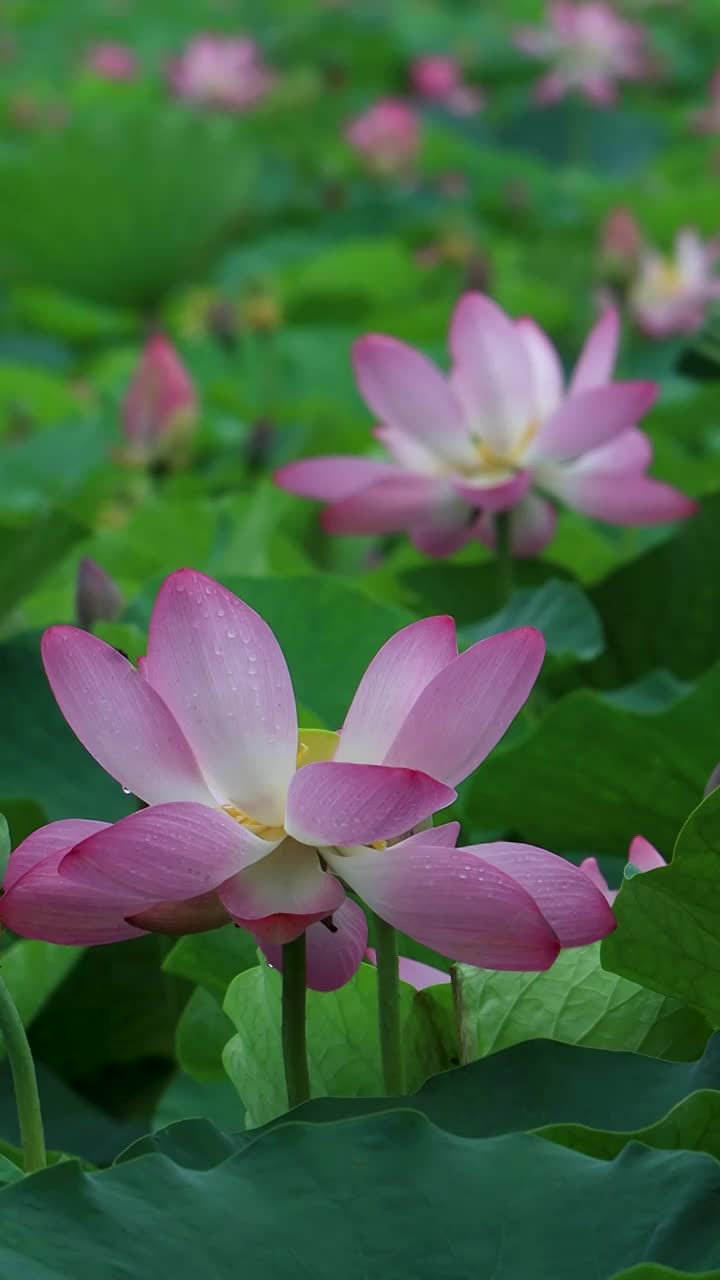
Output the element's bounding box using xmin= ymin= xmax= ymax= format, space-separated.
xmin=0 ymin=421 xmax=108 ymax=520
xmin=223 ymin=960 xmax=454 ymax=1127
xmin=174 ymin=988 xmax=233 ymax=1084
xmin=602 ymin=788 xmax=720 ymax=1024
xmin=3 ymin=1115 xmax=720 ymax=1278
xmin=461 ymin=578 xmax=605 ymax=665
xmin=0 ymin=940 xmax=82 ymax=1041
xmin=454 ymin=944 xmax=710 ymax=1064
xmin=542 ymin=1089 xmax=720 ymax=1163
xmin=0 ymin=511 xmax=86 ymax=620
xmin=463 ymin=663 xmax=720 ymax=855
xmin=0 ymin=364 xmax=82 ymax=433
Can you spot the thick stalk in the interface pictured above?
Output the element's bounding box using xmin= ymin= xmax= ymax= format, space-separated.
xmin=494 ymin=509 xmax=514 ymax=603
xmin=373 ymin=913 xmax=406 ymax=1095
xmin=281 ymin=933 xmax=311 ymax=1109
xmin=0 ymin=976 xmax=46 ymax=1173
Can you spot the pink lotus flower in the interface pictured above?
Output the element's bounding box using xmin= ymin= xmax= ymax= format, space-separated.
xmin=345 ymin=99 xmax=420 ymax=175
xmin=168 ymin=35 xmax=274 ymax=112
xmin=276 ymin=293 xmax=696 ymax=558
xmin=599 ymin=207 xmax=643 ymax=279
xmin=627 ymin=230 xmax=720 ymax=339
xmin=514 ymin=2 xmax=651 ymax=105
xmin=692 ymin=69 xmax=720 ymax=134
xmin=0 ymin=570 xmax=614 ymax=990
xmin=84 ymin=43 xmax=137 ymax=82
xmin=580 ymin=836 xmax=665 ymax=903
xmin=75 ymin=559 xmax=124 ymax=631
xmin=410 ymin=55 xmax=485 ymax=116
xmin=121 ymin=334 xmax=197 ymax=465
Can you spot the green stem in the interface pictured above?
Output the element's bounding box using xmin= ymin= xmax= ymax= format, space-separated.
xmin=281 ymin=933 xmax=311 ymax=1110
xmin=494 ymin=509 xmax=514 ymax=604
xmin=0 ymin=976 xmax=46 ymax=1173
xmin=373 ymin=913 xmax=406 ymax=1095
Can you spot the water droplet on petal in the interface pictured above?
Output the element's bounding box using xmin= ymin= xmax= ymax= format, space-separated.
xmin=121 ymin=786 xmax=132 ymax=795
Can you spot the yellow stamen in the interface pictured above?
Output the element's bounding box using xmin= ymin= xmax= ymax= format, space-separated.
xmin=473 ymin=419 xmax=539 ymax=474
xmin=221 ymin=804 xmax=284 ymax=842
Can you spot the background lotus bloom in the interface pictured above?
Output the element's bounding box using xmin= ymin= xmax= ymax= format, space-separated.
xmin=692 ymin=68 xmax=720 ymax=133
xmin=410 ymin=55 xmax=485 ymax=116
xmin=276 ymin=293 xmax=696 ymax=558
xmin=75 ymin=558 xmax=124 ymax=631
xmin=514 ymin=2 xmax=650 ymax=105
xmin=168 ymin=35 xmax=274 ymax=111
xmin=1 ymin=572 xmax=613 ymax=991
xmin=121 ymin=334 xmax=197 ymax=464
xmin=599 ymin=207 xmax=643 ymax=282
xmin=580 ymin=836 xmax=666 ymax=903
xmin=345 ymin=99 xmax=420 ymax=175
xmin=627 ymin=230 xmax=720 ymax=338
xmin=84 ymin=43 xmax=137 ymax=81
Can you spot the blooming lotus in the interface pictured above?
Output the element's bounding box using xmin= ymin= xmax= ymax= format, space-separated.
xmin=410 ymin=55 xmax=484 ymax=116
xmin=345 ymin=99 xmax=420 ymax=175
xmin=276 ymin=292 xmax=696 ymax=557
xmin=84 ymin=43 xmax=137 ymax=81
xmin=627 ymin=230 xmax=720 ymax=339
xmin=514 ymin=1 xmax=650 ymax=106
xmin=0 ymin=570 xmax=614 ymax=990
xmin=121 ymin=334 xmax=197 ymax=465
xmin=168 ymin=35 xmax=274 ymax=112
xmin=580 ymin=836 xmax=666 ymax=903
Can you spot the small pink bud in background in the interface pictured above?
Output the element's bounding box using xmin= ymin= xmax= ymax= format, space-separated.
xmin=411 ymin=54 xmax=485 ymax=115
xmin=85 ymin=43 xmax=138 ymax=82
xmin=121 ymin=334 xmax=198 ymax=465
xmin=168 ymin=35 xmax=274 ymax=112
xmin=704 ymin=762 xmax=720 ymax=798
xmin=599 ymin=207 xmax=643 ymax=284
xmin=345 ymin=98 xmax=420 ymax=176
xmin=75 ymin=558 xmax=124 ymax=631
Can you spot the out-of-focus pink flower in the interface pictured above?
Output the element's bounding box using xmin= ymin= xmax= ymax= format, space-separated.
xmin=600 ymin=207 xmax=643 ymax=278
xmin=0 ymin=570 xmax=615 ymax=986
xmin=276 ymin=293 xmax=696 ymax=559
xmin=580 ymin=836 xmax=666 ymax=904
xmin=75 ymin=559 xmax=124 ymax=631
xmin=514 ymin=2 xmax=651 ymax=106
xmin=345 ymin=98 xmax=420 ymax=175
xmin=692 ymin=69 xmax=720 ymax=134
xmin=168 ymin=35 xmax=274 ymax=112
xmin=410 ymin=55 xmax=485 ymax=116
xmin=121 ymin=334 xmax=197 ymax=465
xmin=365 ymin=947 xmax=451 ymax=988
xmin=85 ymin=43 xmax=137 ymax=82
xmin=627 ymin=229 xmax=720 ymax=338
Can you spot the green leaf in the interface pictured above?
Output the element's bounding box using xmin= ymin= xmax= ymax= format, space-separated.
xmin=175 ymin=988 xmax=234 ymax=1084
xmin=0 ymin=816 xmax=9 ymax=881
xmin=602 ymin=787 xmax=720 ymax=1024
xmin=455 ymin=944 xmax=710 ymax=1064
xmin=541 ymin=1089 xmax=720 ymax=1163
xmin=0 ymin=940 xmax=83 ymax=1038
xmin=163 ymin=926 xmax=259 ymax=1000
xmin=0 ymin=363 xmax=82 ymax=432
xmin=463 ymin=664 xmax=720 ymax=855
xmin=0 ymin=511 xmax=86 ymax=619
xmin=462 ymin=578 xmax=605 ymax=665
xmin=223 ymin=960 xmax=454 ymax=1127
xmin=153 ymin=1073 xmax=245 ymax=1136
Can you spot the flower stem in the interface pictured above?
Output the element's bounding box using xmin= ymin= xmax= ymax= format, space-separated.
xmin=281 ymin=933 xmax=311 ymax=1110
xmin=0 ymin=976 xmax=46 ymax=1173
xmin=372 ymin=913 xmax=406 ymax=1095
xmin=494 ymin=509 xmax=514 ymax=604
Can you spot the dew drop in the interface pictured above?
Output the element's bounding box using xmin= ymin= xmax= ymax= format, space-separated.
xmin=227 ymin=629 xmax=237 ymax=640
xmin=121 ymin=786 xmax=132 ymax=795
xmin=217 ymin=608 xmax=225 ymax=618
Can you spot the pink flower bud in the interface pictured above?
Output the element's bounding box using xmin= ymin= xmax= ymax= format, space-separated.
xmin=168 ymin=35 xmax=274 ymax=111
xmin=75 ymin=558 xmax=124 ymax=631
xmin=411 ymin=55 xmax=461 ymax=101
xmin=85 ymin=43 xmax=137 ymax=81
xmin=121 ymin=334 xmax=197 ymax=464
xmin=601 ymin=207 xmax=643 ymax=267
xmin=345 ymin=98 xmax=420 ymax=175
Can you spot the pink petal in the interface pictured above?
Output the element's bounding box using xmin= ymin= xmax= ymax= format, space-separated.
xmin=218 ymin=838 xmax=344 ymax=921
xmin=516 ymin=318 xmax=565 ymax=420
xmin=547 ymin=470 xmax=698 ymax=525
xmin=129 ymin=891 xmax=230 ymax=934
xmin=352 ymin=335 xmax=472 ymax=464
xmin=58 ymin=802 xmax=272 ymax=907
xmin=383 ymin=628 xmax=545 ymax=786
xmin=569 ymin=427 xmax=652 ymax=474
xmin=375 ymin=426 xmax=440 ymax=472
xmin=578 ymin=856 xmax=615 ymax=904
xmin=628 ymin=835 xmax=666 ymax=872
xmin=42 ymin=627 xmax=213 ymax=807
xmin=144 ymin=570 xmax=298 ymax=826
xmin=475 ymin=495 xmax=558 ymax=557
xmin=0 ymin=821 xmax=146 ymax=945
xmin=365 ymin=949 xmax=451 ymax=989
xmin=467 ymin=843 xmax=617 ymax=946
xmin=322 ymin=473 xmax=455 ymax=536
xmin=534 ymin=382 xmax=657 ymax=461
xmin=336 ymin=617 xmax=458 ymax=766
xmin=451 ymin=469 xmax=531 ymax=512
xmin=398 ymin=821 xmax=461 ymax=849
xmin=260 ymin=898 xmax=369 ymax=992
xmin=285 ymin=761 xmax=456 ymax=846
xmin=325 ymin=842 xmax=560 ymax=970
xmin=569 ymin=308 xmax=620 ymax=394
xmin=449 ymin=293 xmax=534 ymax=452
xmin=274 ymin=456 xmax=398 ymax=501
xmin=410 ymin=508 xmax=476 ymax=558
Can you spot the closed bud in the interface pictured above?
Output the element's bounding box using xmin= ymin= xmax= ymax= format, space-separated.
xmin=704 ymin=762 xmax=720 ymax=798
xmin=120 ymin=334 xmax=197 ymax=465
xmin=75 ymin=558 xmax=124 ymax=631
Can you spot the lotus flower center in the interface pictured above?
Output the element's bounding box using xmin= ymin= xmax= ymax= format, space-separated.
xmin=220 ymin=728 xmax=342 ymax=843
xmin=469 ymin=419 xmax=538 ymax=477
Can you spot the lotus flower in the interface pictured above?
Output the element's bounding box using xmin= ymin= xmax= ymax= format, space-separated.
xmin=84 ymin=43 xmax=137 ymax=81
xmin=627 ymin=230 xmax=720 ymax=339
xmin=121 ymin=334 xmax=197 ymax=465
xmin=599 ymin=207 xmax=643 ymax=282
xmin=692 ymin=68 xmax=720 ymax=134
xmin=168 ymin=35 xmax=274 ymax=112
xmin=0 ymin=570 xmax=614 ymax=990
xmin=514 ymin=2 xmax=651 ymax=106
xmin=276 ymin=293 xmax=696 ymax=558
xmin=75 ymin=559 xmax=124 ymax=632
xmin=580 ymin=836 xmax=666 ymax=903
xmin=345 ymin=99 xmax=420 ymax=175
xmin=410 ymin=55 xmax=484 ymax=115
